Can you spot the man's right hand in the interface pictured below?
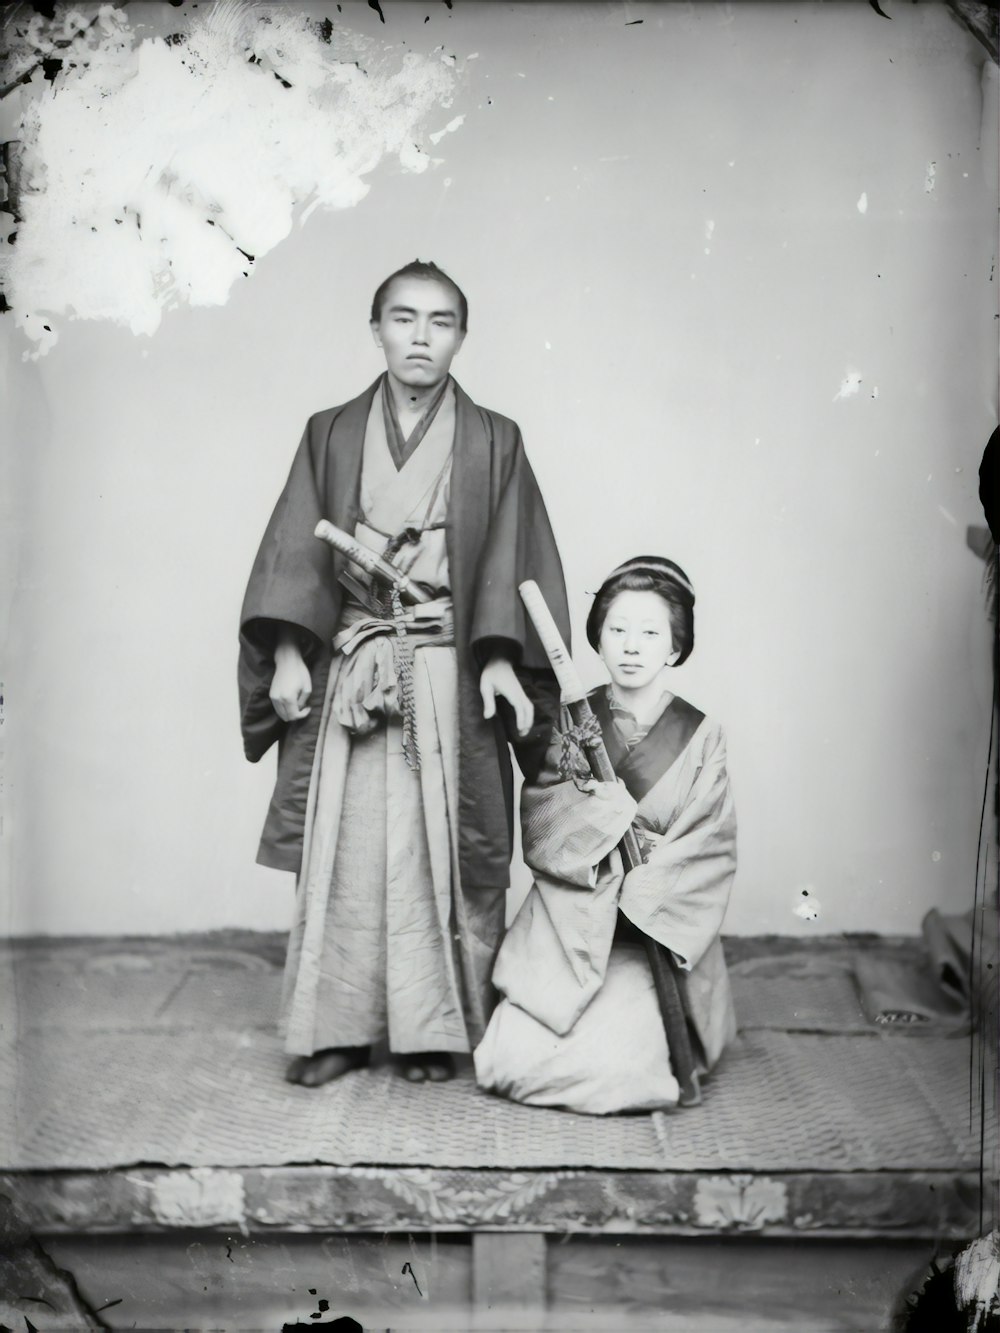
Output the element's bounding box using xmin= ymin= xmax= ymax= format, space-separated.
xmin=270 ymin=636 xmax=312 ymax=722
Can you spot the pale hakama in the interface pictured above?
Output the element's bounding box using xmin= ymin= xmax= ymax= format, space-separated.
xmin=475 ymin=687 xmax=738 ymax=1114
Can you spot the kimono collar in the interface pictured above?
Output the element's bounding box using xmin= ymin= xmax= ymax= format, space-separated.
xmin=590 ymin=685 xmax=705 ymax=802
xmin=607 ymin=685 xmax=675 ymax=745
xmin=381 ymin=373 xmax=451 ymax=470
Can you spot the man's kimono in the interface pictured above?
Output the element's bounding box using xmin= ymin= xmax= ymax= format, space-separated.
xmin=474 ymin=686 xmax=737 ymax=1114
xmin=238 ymin=376 xmax=568 ymax=1053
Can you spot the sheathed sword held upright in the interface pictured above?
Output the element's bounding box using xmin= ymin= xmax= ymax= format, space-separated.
xmin=519 ymin=579 xmax=702 ymax=1107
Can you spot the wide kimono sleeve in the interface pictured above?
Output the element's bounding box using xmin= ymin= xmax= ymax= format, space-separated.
xmin=466 ymin=426 xmax=571 ymax=782
xmin=519 ymin=721 xmax=637 ymax=887
xmin=237 ymin=413 xmax=341 ymax=764
xmin=468 ymin=428 xmax=568 ymax=670
xmin=618 ymin=721 xmax=737 ymax=972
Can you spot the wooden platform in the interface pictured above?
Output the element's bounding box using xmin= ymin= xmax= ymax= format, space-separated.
xmin=0 ymin=932 xmax=994 ymax=1331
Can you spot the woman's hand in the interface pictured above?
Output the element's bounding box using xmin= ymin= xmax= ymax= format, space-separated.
xmin=480 ymin=656 xmax=534 ymax=737
xmin=270 ymin=635 xmax=312 ymax=722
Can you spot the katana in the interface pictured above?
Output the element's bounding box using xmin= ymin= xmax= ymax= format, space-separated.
xmin=314 ymin=519 xmax=431 ymax=605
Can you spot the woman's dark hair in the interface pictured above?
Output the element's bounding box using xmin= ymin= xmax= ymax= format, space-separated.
xmin=370 ymin=260 xmax=469 ymax=332
xmin=585 ymin=555 xmax=695 ymax=666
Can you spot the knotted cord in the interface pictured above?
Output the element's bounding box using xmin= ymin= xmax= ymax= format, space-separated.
xmin=379 ymin=525 xmax=423 ymax=572
xmin=389 ymin=583 xmax=421 ymax=771
xmin=557 ymin=712 xmax=605 ymax=787
xmin=354 ymin=455 xmax=451 ymax=772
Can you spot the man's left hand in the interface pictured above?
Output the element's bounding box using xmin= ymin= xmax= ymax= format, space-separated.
xmin=480 ymin=657 xmax=534 ymax=737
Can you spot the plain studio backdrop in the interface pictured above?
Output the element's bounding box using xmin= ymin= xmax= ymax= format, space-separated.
xmin=1 ymin=0 xmax=996 ymax=940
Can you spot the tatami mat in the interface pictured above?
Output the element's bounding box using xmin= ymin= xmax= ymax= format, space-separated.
xmin=0 ymin=939 xmax=986 ymax=1175
xmin=730 ymin=954 xmax=870 ymax=1032
xmin=7 ymin=944 xmax=871 ymax=1034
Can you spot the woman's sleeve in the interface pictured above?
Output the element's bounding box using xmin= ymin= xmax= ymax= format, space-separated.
xmin=619 ymin=723 xmax=737 ymax=970
xmin=520 ymin=718 xmax=637 ymax=887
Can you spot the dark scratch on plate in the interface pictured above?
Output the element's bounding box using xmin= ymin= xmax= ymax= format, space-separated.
xmin=402 ymin=1261 xmax=423 ymax=1297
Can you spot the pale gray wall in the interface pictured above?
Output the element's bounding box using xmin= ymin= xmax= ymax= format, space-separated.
xmin=2 ymin=1 xmax=996 ymax=936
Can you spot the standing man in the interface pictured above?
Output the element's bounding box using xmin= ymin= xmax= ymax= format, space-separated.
xmin=239 ymin=261 xmax=569 ymax=1087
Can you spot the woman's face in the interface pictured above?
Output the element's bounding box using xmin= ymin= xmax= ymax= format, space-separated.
xmin=598 ymin=590 xmax=680 ymax=693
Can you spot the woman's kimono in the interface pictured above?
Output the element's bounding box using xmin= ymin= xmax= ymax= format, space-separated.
xmin=474 ymin=686 xmax=737 ymax=1114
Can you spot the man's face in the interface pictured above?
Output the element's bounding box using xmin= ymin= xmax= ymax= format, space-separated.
xmin=370 ymin=277 xmax=465 ymax=389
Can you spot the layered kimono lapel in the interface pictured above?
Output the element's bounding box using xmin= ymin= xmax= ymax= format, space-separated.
xmin=321 ymin=379 xmax=379 ymax=536
xmin=446 ymin=381 xmax=493 ymax=651
xmin=589 ymin=689 xmax=705 ymax=802
xmin=239 ymin=377 xmax=379 ymax=706
xmin=361 ymin=382 xmax=455 ymax=534
xmin=381 ymin=373 xmax=450 ymax=470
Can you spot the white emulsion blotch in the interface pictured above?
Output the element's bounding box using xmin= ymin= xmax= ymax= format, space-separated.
xmin=1 ymin=3 xmax=462 ymax=355
xmin=833 ymin=370 xmax=863 ymax=401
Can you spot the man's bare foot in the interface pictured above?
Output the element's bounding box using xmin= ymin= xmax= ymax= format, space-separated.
xmin=396 ymin=1052 xmax=455 ymax=1083
xmin=285 ymin=1046 xmax=370 ymax=1087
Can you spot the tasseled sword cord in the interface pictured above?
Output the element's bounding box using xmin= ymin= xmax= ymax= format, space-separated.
xmin=390 ymin=583 xmax=421 ymax=771
xmin=558 ymin=712 xmax=604 ymax=788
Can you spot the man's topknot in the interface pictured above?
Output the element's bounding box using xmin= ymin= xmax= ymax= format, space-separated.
xmin=370 ymin=260 xmax=469 ymax=332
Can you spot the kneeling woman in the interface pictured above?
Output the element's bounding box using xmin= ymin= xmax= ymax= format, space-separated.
xmin=474 ymin=556 xmax=737 ymax=1115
